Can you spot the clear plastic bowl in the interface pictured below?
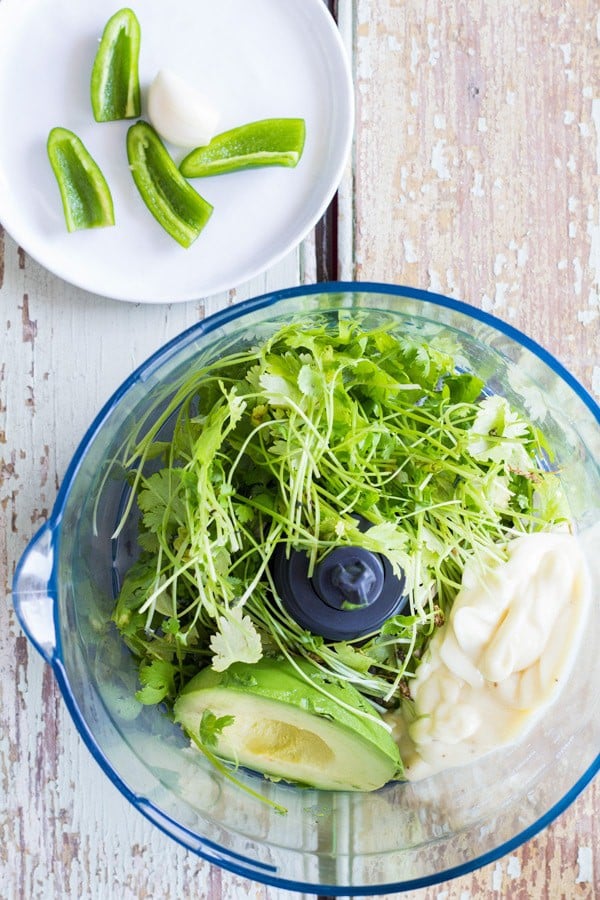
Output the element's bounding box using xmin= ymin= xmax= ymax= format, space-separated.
xmin=13 ymin=283 xmax=600 ymax=895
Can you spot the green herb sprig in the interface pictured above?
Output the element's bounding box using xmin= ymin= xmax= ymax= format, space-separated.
xmin=113 ymin=314 xmax=568 ymax=712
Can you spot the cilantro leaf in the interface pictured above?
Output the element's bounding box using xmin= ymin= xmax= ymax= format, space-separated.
xmin=137 ymin=469 xmax=187 ymax=533
xmin=199 ymin=709 xmax=235 ymax=750
xmin=113 ymin=313 xmax=568 ymax=735
xmin=209 ymin=606 xmax=263 ymax=672
xmin=135 ymin=658 xmax=177 ymax=705
xmin=467 ymin=395 xmax=532 ymax=467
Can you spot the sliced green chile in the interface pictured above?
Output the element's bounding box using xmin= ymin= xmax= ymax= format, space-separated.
xmin=127 ymin=121 xmax=213 ymax=248
xmin=91 ymin=8 xmax=141 ymax=122
xmin=180 ymin=118 xmax=306 ymax=178
xmin=47 ymin=127 xmax=115 ymax=232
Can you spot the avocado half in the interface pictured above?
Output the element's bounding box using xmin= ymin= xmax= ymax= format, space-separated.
xmin=173 ymin=656 xmax=402 ymax=792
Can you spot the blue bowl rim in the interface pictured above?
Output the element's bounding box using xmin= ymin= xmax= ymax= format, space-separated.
xmin=16 ymin=281 xmax=600 ymax=894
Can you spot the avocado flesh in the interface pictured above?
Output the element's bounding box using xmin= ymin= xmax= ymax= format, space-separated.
xmin=173 ymin=657 xmax=402 ymax=792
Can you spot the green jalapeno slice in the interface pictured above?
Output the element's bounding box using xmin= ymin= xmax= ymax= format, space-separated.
xmin=179 ymin=118 xmax=306 ymax=178
xmin=91 ymin=8 xmax=141 ymax=122
xmin=127 ymin=121 xmax=213 ymax=248
xmin=47 ymin=127 xmax=115 ymax=232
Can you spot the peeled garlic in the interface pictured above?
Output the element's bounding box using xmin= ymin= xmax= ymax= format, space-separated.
xmin=147 ymin=68 xmax=219 ymax=149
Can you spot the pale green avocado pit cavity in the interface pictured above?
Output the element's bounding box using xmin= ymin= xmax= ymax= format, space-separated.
xmin=173 ymin=657 xmax=402 ymax=791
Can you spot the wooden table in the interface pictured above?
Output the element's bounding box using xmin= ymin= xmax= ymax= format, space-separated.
xmin=1 ymin=1 xmax=598 ymax=897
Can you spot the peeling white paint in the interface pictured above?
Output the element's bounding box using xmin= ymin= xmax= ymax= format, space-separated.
xmin=569 ymin=221 xmax=578 ymax=238
xmin=403 ymin=238 xmax=418 ymax=264
xmin=558 ymin=258 xmax=568 ymax=271
xmin=427 ymin=23 xmax=440 ymax=65
xmin=434 ymin=113 xmax=446 ymax=130
xmin=428 ymin=268 xmax=443 ymax=292
xmin=411 ymin=36 xmax=421 ymax=73
xmin=494 ymin=253 xmax=507 ymax=276
xmin=578 ymin=309 xmax=598 ymax=325
xmin=478 ymin=116 xmax=488 ymax=132
xmin=517 ymin=243 xmax=529 ymax=268
xmin=491 ymin=861 xmax=503 ymax=891
xmin=568 ymin=196 xmax=578 ymax=213
xmin=573 ymin=256 xmax=583 ymax=295
xmin=387 ymin=35 xmax=402 ymax=51
xmin=356 ymin=0 xmax=370 ymax=25
xmin=431 ymin=139 xmax=451 ymax=180
xmin=586 ymin=203 xmax=600 ymax=310
xmin=357 ymin=40 xmax=373 ymax=80
xmin=576 ymin=846 xmax=593 ymax=883
xmin=592 ymin=99 xmax=600 ymax=172
xmin=472 ymin=171 xmax=484 ymax=197
xmin=564 ymin=110 xmax=575 ymax=125
xmin=567 ymin=153 xmax=576 ymax=174
xmin=506 ymin=91 xmax=516 ymax=106
xmin=559 ymin=43 xmax=572 ymax=64
xmin=579 ymin=121 xmax=591 ymax=137
xmin=507 ymin=855 xmax=522 ymax=878
xmin=494 ymin=282 xmax=509 ymax=308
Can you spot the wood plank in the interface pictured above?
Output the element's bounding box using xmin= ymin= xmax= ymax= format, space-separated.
xmin=0 ymin=229 xmax=304 ymax=900
xmin=351 ymin=0 xmax=599 ymax=897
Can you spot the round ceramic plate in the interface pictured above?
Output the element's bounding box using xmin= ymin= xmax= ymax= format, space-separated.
xmin=0 ymin=0 xmax=353 ymax=303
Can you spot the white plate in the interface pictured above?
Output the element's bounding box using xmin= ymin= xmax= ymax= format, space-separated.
xmin=0 ymin=0 xmax=353 ymax=303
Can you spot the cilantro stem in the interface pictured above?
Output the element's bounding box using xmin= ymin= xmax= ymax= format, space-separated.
xmin=185 ymin=729 xmax=288 ymax=815
xmin=112 ymin=315 xmax=569 ymax=739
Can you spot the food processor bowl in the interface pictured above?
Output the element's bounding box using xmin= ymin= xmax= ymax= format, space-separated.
xmin=13 ymin=283 xmax=600 ymax=895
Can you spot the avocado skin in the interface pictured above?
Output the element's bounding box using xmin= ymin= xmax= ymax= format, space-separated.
xmin=176 ymin=655 xmax=402 ymax=771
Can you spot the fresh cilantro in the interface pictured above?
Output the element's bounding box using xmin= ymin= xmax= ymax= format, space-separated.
xmin=467 ymin=395 xmax=533 ymax=467
xmin=331 ymin=642 xmax=378 ymax=675
xmin=135 ymin=658 xmax=177 ymax=705
xmin=209 ymin=606 xmax=263 ymax=672
xmin=163 ymin=617 xmax=180 ymax=635
xmin=113 ymin=314 xmax=568 ymax=725
xmin=199 ymin=709 xmax=235 ymax=749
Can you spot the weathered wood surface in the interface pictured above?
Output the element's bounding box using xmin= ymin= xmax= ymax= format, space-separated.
xmin=1 ymin=2 xmax=599 ymax=900
xmin=349 ymin=1 xmax=600 ymax=898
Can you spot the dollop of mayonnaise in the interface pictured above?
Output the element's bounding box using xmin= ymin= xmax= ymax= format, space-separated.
xmin=391 ymin=532 xmax=591 ymax=781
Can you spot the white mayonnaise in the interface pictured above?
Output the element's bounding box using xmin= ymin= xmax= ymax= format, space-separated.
xmin=389 ymin=532 xmax=591 ymax=781
xmin=147 ymin=69 xmax=219 ymax=149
